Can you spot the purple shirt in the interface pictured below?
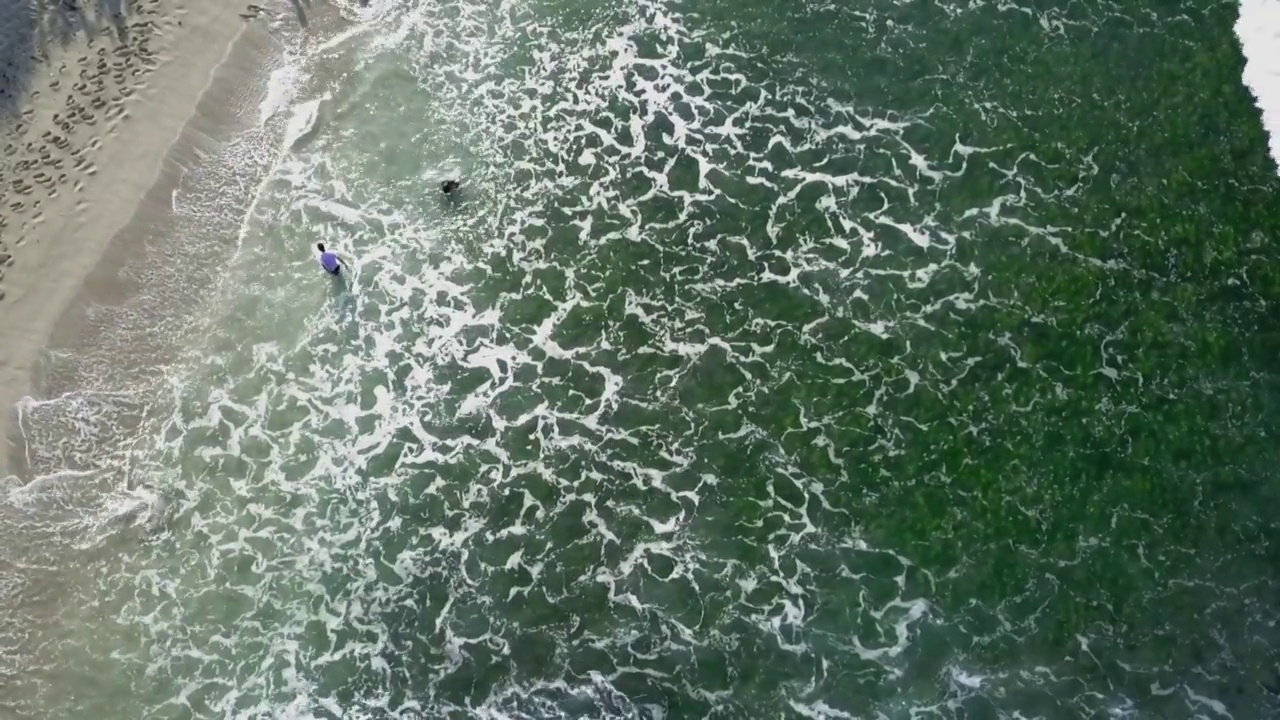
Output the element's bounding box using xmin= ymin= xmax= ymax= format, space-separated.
xmin=319 ymin=251 xmax=340 ymax=273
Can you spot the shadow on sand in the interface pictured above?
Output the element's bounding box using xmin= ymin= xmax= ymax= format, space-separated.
xmin=290 ymin=0 xmax=310 ymax=28
xmin=0 ymin=0 xmax=133 ymax=121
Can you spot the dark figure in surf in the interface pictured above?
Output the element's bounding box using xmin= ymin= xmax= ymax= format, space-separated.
xmin=441 ymin=179 xmax=461 ymax=195
xmin=316 ymin=243 xmax=348 ymax=276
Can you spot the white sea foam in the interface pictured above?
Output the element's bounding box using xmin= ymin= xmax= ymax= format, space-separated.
xmin=5 ymin=0 xmax=1270 ymax=717
xmin=1237 ymin=0 xmax=1280 ymax=170
xmin=284 ymin=95 xmax=327 ymax=151
xmin=259 ymin=62 xmax=302 ymax=126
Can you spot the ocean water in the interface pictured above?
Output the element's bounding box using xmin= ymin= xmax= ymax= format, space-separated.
xmin=4 ymin=0 xmax=1280 ymax=717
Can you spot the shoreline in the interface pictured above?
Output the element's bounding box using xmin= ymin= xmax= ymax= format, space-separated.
xmin=0 ymin=6 xmax=317 ymax=708
xmin=0 ymin=6 xmax=272 ymax=481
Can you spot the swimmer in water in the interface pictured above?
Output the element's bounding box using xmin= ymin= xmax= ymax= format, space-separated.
xmin=316 ymin=243 xmax=349 ymax=276
xmin=441 ymin=179 xmax=461 ymax=195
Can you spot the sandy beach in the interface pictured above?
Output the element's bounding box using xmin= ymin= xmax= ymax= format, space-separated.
xmin=0 ymin=1 xmax=259 ymax=480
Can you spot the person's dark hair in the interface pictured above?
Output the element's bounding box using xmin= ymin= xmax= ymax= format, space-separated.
xmin=317 ymin=243 xmax=325 ymax=251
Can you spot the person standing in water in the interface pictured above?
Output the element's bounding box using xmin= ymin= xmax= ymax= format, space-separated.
xmin=316 ymin=243 xmax=349 ymax=276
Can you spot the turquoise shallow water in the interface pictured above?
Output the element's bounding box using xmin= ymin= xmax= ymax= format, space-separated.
xmin=4 ymin=0 xmax=1280 ymax=717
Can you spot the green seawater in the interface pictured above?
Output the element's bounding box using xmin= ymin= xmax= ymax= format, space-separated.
xmin=3 ymin=0 xmax=1280 ymax=717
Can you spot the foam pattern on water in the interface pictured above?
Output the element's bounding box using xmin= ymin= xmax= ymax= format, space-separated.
xmin=4 ymin=0 xmax=1280 ymax=718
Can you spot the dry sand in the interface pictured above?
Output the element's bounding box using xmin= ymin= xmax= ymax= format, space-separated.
xmin=0 ymin=2 xmax=267 ymax=479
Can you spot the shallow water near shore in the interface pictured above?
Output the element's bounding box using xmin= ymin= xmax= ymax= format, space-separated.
xmin=5 ymin=0 xmax=1280 ymax=717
